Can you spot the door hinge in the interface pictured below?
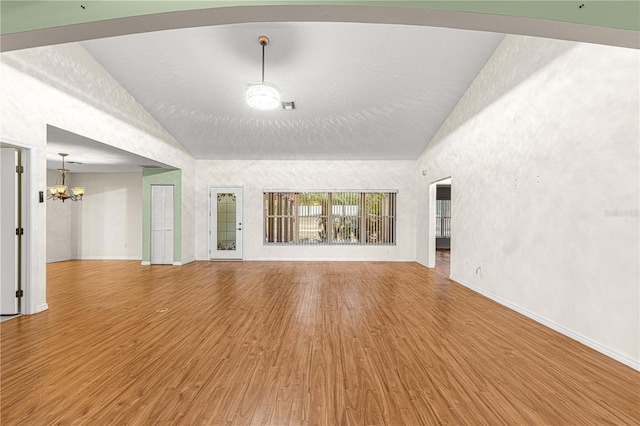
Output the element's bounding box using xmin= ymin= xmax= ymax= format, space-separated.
xmin=15 ymin=228 xmax=24 ymax=236
xmin=16 ymin=165 xmax=24 ymax=174
xmin=16 ymin=289 xmax=23 ymax=298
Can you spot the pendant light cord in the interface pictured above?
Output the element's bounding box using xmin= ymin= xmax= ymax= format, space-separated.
xmin=261 ymin=43 xmax=265 ymax=83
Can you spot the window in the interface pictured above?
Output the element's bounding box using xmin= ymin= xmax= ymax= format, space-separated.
xmin=264 ymin=191 xmax=396 ymax=245
xmin=435 ymin=199 xmax=451 ymax=238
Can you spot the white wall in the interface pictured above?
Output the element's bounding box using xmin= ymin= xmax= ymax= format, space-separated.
xmin=196 ymin=160 xmax=418 ymax=261
xmin=416 ymin=36 xmax=639 ymax=368
xmin=46 ymin=169 xmax=72 ymax=262
xmin=72 ymin=173 xmax=142 ymax=260
xmin=1 ymin=44 xmax=196 ymax=313
xmin=46 ymin=172 xmax=143 ymax=261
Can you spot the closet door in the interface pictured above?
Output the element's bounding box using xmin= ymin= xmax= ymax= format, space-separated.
xmin=151 ymin=185 xmax=174 ymax=265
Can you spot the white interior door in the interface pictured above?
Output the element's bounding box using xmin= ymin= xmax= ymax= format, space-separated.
xmin=1 ymin=148 xmax=18 ymax=314
xmin=151 ymin=185 xmax=174 ymax=265
xmin=210 ymin=187 xmax=243 ymax=259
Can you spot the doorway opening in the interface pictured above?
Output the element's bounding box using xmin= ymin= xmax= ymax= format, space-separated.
xmin=1 ymin=143 xmax=29 ymax=319
xmin=428 ymin=177 xmax=452 ymax=276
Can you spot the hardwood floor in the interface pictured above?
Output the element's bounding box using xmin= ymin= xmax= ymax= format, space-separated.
xmin=435 ymin=249 xmax=450 ymax=278
xmin=1 ymin=259 xmax=638 ymax=425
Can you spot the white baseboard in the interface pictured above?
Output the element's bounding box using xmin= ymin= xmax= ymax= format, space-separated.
xmin=197 ymin=256 xmax=416 ymax=262
xmin=247 ymin=257 xmax=416 ymax=262
xmin=450 ymin=274 xmax=639 ymax=371
xmin=142 ymin=260 xmax=196 ymax=266
xmin=416 ymin=259 xmax=435 ymax=269
xmin=35 ymin=303 xmax=49 ymax=313
xmin=49 ymin=257 xmax=143 ymax=263
xmin=47 ymin=257 xmax=72 ymax=264
xmin=75 ymin=256 xmax=142 ymax=261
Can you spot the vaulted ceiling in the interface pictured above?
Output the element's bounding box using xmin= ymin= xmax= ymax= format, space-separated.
xmin=4 ymin=2 xmax=635 ymax=168
xmin=81 ymin=22 xmax=503 ymax=160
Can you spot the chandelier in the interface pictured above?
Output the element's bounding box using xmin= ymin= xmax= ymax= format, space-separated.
xmin=46 ymin=153 xmax=85 ymax=202
xmin=246 ymin=35 xmax=281 ymax=110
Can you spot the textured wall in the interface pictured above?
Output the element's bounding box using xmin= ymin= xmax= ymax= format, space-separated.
xmin=46 ymin=172 xmax=143 ymax=261
xmin=196 ymin=160 xmax=418 ymax=261
xmin=45 ymin=169 xmax=73 ymax=262
xmin=417 ymin=36 xmax=639 ymax=366
xmin=71 ymin=173 xmax=142 ymax=260
xmin=1 ymin=43 xmax=196 ymax=313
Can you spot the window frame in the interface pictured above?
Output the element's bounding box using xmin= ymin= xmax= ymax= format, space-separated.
xmin=263 ymin=190 xmax=397 ymax=246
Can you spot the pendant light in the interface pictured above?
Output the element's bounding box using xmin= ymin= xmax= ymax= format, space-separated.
xmin=246 ymin=35 xmax=281 ymax=110
xmin=46 ymin=153 xmax=85 ymax=202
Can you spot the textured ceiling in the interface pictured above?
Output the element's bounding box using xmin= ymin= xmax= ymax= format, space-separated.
xmin=47 ymin=126 xmax=170 ymax=173
xmin=81 ymin=22 xmax=504 ymax=161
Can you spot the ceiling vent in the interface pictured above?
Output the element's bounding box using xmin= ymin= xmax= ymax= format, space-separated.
xmin=282 ymin=101 xmax=296 ymax=110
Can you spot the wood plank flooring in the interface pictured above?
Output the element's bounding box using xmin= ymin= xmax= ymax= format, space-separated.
xmin=1 ymin=254 xmax=638 ymax=425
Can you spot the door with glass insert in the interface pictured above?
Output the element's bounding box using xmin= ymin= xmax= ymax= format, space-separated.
xmin=210 ymin=187 xmax=243 ymax=259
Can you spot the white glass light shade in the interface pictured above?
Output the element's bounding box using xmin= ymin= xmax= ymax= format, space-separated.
xmin=47 ymin=186 xmax=57 ymax=195
xmin=72 ymin=187 xmax=85 ymax=197
xmin=55 ymin=185 xmax=67 ymax=195
xmin=246 ymin=82 xmax=281 ymax=110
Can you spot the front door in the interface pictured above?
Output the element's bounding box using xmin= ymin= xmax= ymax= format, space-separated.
xmin=210 ymin=187 xmax=243 ymax=260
